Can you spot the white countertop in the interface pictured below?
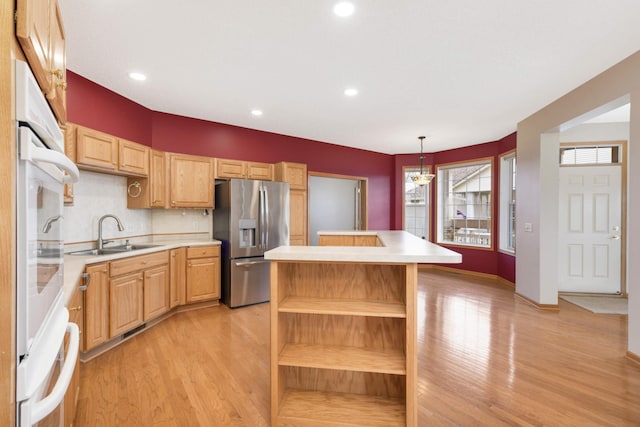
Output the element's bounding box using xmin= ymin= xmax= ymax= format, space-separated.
xmin=63 ymin=238 xmax=221 ymax=306
xmin=265 ymin=231 xmax=462 ymax=264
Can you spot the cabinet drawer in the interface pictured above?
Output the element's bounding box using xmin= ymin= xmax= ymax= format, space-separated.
xmin=187 ymin=246 xmax=220 ymax=259
xmin=110 ymin=251 xmax=169 ymax=277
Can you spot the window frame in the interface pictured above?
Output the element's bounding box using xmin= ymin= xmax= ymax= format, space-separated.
xmin=435 ymin=157 xmax=494 ymax=250
xmin=402 ymin=165 xmax=431 ymax=241
xmin=499 ymin=150 xmax=516 ymax=255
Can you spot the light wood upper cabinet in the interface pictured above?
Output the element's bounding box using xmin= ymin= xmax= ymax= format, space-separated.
xmin=275 ymin=162 xmax=307 ymax=190
xmin=74 ymin=124 xmax=150 ymax=177
xmin=216 ymin=158 xmax=246 ymax=179
xmin=76 ymin=126 xmax=118 ymax=171
xmin=47 ymin=1 xmax=66 ymax=122
xmin=247 ymin=162 xmax=274 ymax=180
xmin=127 ymin=150 xmax=167 ymax=209
xmin=169 ymin=153 xmax=215 ymax=208
xmin=186 ymin=246 xmax=220 ymax=303
xmin=63 ymin=123 xmax=76 ymax=205
xmin=16 ymin=0 xmax=67 ymax=123
xmin=119 ymin=138 xmax=149 ymax=176
xmin=216 ymin=158 xmax=274 ymax=181
xmin=83 ymin=263 xmax=109 ymax=352
xmin=275 ymin=162 xmax=308 ymax=245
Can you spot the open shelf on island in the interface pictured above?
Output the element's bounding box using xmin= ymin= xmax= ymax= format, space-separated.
xmin=278 ymin=389 xmax=406 ymax=427
xmin=279 ymin=295 xmax=406 ymax=318
xmin=279 ymin=343 xmax=406 ymax=375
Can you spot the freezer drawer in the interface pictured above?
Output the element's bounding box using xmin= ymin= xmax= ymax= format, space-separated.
xmin=223 ymin=257 xmax=271 ymax=308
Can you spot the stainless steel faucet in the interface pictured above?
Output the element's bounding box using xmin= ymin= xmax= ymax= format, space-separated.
xmin=97 ymin=214 xmax=125 ymax=249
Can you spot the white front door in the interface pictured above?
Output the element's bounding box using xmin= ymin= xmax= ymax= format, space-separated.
xmin=558 ymin=165 xmax=622 ymax=293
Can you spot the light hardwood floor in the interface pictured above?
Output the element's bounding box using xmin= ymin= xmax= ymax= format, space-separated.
xmin=75 ymin=270 xmax=640 ymax=426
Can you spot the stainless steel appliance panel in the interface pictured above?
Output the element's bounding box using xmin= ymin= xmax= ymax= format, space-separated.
xmin=227 ymin=257 xmax=271 ymax=308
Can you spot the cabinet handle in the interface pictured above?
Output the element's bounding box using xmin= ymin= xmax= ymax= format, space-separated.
xmin=188 ymin=263 xmax=192 ymax=267
xmin=79 ymin=272 xmax=91 ymax=291
xmin=172 ymin=253 xmax=176 ymax=258
xmin=50 ymin=69 xmax=64 ymax=79
xmin=171 ymin=201 xmax=176 ymax=205
xmin=69 ymin=306 xmax=82 ymax=312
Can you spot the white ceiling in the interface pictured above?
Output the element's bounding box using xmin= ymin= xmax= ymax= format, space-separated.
xmin=58 ymin=1 xmax=640 ymax=155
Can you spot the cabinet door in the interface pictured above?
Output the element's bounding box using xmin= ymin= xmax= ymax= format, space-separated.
xmin=170 ymin=248 xmax=186 ymax=308
xmin=247 ymin=162 xmax=274 ymax=181
xmin=76 ymin=126 xmax=119 ymax=171
xmin=150 ymin=150 xmax=167 ymax=207
xmin=119 ymin=139 xmax=149 ymax=176
xmin=109 ymin=273 xmax=143 ymax=337
xmin=16 ymin=0 xmax=54 ymax=99
xmin=216 ymin=158 xmax=246 ymax=179
xmin=46 ymin=0 xmax=66 ymax=123
xmin=169 ymin=154 xmax=215 ymax=208
xmin=63 ymin=124 xmax=76 ymax=205
xmin=143 ymin=265 xmax=169 ymax=321
xmin=186 ymin=257 xmax=220 ymax=303
xmin=276 ymin=162 xmax=307 ymax=190
xmin=289 ymin=190 xmax=308 ymax=245
xmin=83 ymin=263 xmax=109 ymax=351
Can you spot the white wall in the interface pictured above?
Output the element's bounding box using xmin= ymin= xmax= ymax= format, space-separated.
xmin=559 ymin=122 xmax=629 ymax=142
xmin=516 ymin=50 xmax=640 ymax=356
xmin=64 ymin=171 xmax=212 ymax=245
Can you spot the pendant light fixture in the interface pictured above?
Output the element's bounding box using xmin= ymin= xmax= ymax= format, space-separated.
xmin=411 ymin=136 xmax=435 ymax=186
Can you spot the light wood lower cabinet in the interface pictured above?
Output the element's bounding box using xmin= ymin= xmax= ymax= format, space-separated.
xmin=80 ymin=247 xmax=220 ymax=355
xmin=169 ymin=247 xmax=186 ymax=308
xmin=270 ymin=260 xmax=417 ymax=426
xmin=109 ymin=251 xmax=169 ymax=337
xmin=143 ymin=265 xmax=170 ymax=320
xmin=83 ymin=263 xmax=109 ymax=351
xmin=186 ymin=246 xmax=221 ymax=303
xmin=318 ymin=235 xmax=380 ymax=247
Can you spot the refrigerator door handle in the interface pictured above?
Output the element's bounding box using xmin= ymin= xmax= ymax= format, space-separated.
xmin=259 ymin=187 xmax=266 ymax=248
xmin=264 ymin=186 xmax=270 ymax=247
xmin=234 ymin=259 xmax=270 ymax=267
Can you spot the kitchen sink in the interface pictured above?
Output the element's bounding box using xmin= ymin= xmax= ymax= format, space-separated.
xmin=68 ymin=244 xmax=161 ymax=256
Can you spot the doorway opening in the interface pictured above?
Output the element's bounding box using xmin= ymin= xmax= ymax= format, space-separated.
xmin=307 ymin=172 xmax=368 ymax=246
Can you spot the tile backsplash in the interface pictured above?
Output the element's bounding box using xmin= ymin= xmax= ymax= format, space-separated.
xmin=64 ymin=171 xmax=212 ymax=245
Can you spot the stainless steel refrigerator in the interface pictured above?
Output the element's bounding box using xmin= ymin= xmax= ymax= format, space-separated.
xmin=213 ymin=179 xmax=290 ymax=307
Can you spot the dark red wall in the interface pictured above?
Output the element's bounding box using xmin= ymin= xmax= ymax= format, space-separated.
xmin=67 ymin=73 xmax=393 ymax=230
xmin=151 ymin=112 xmax=394 ymax=230
xmin=66 ymin=71 xmax=152 ymax=145
xmin=66 ymin=71 xmax=517 ymax=281
xmin=393 ymin=133 xmax=517 ymax=280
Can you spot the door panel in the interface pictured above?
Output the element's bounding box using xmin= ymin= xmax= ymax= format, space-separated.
xmin=558 ymin=166 xmax=621 ymax=293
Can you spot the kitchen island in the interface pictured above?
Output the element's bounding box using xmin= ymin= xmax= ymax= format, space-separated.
xmin=265 ymin=231 xmax=461 ymax=427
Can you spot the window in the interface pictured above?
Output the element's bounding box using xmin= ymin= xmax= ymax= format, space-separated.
xmin=436 ymin=159 xmax=492 ymax=248
xmin=559 ymin=145 xmax=621 ymax=165
xmin=499 ymin=152 xmax=516 ymax=253
xmin=403 ymin=167 xmax=429 ymax=240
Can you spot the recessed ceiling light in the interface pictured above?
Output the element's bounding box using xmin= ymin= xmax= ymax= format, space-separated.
xmin=251 ymin=109 xmax=263 ymax=116
xmin=333 ymin=2 xmax=355 ymax=17
xmin=128 ymin=72 xmax=147 ymax=81
xmin=344 ymin=88 xmax=358 ymax=97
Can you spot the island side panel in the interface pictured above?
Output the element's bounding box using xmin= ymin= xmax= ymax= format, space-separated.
xmin=406 ymin=263 xmax=418 ymax=427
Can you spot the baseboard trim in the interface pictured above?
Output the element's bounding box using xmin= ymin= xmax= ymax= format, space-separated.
xmin=515 ymin=292 xmax=560 ymax=311
xmin=419 ymin=264 xmax=515 ymax=288
xmin=626 ymin=351 xmax=640 ymax=365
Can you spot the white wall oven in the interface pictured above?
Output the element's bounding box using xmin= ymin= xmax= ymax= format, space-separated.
xmin=15 ymin=59 xmax=80 ymax=427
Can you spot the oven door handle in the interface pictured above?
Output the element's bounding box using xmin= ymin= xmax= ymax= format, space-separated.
xmin=29 ymin=322 xmax=79 ymax=426
xmin=20 ymin=129 xmax=80 ymax=184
